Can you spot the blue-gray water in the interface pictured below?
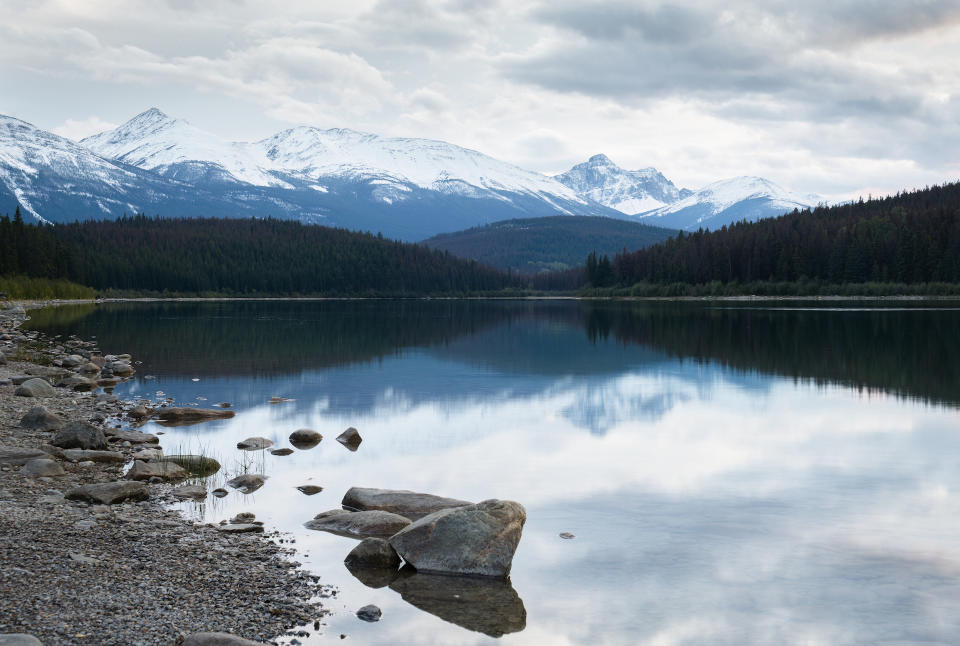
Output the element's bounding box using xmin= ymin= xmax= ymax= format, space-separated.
xmin=26 ymin=299 xmax=960 ymax=645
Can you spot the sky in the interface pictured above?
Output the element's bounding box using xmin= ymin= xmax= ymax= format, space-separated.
xmin=1 ymin=0 xmax=959 ymax=201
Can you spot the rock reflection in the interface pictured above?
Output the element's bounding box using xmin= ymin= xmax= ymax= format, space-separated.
xmin=388 ymin=568 xmax=526 ymax=637
xmin=344 ymin=561 xmax=400 ymax=589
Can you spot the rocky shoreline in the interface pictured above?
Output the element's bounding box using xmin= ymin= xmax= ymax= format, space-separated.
xmin=0 ymin=302 xmax=330 ymax=646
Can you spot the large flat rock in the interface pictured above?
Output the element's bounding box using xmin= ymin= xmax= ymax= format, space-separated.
xmin=65 ymin=481 xmax=150 ymax=505
xmin=389 ymin=499 xmax=525 ymax=578
xmin=342 ymin=486 xmax=472 ymax=521
xmin=0 ymin=446 xmax=48 ymax=466
xmin=304 ymin=509 xmax=411 ymax=539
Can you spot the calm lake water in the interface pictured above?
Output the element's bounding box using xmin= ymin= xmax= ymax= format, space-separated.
xmin=25 ymin=299 xmax=960 ymax=645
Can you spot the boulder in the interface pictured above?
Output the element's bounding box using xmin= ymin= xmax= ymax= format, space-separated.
xmin=20 ymin=458 xmax=65 ymax=478
xmin=336 ymin=427 xmax=362 ymax=451
xmin=226 ymin=473 xmax=268 ymax=494
xmin=296 ymin=485 xmax=323 ymax=495
xmin=14 ymin=378 xmax=56 ymax=398
xmin=342 ymin=487 xmax=472 ymax=521
xmin=356 ymin=605 xmax=382 ymax=622
xmin=158 ymin=454 xmax=221 ymax=477
xmin=153 ymin=407 xmax=234 ymax=426
xmin=388 ymin=499 xmax=526 ymax=578
xmin=171 ymin=484 xmax=207 ymax=500
xmin=344 ymin=537 xmax=402 ymax=569
xmin=65 ymin=481 xmax=149 ymax=505
xmin=180 ymin=634 xmax=262 ymax=646
xmin=289 ymin=428 xmax=322 ymax=449
xmin=389 ymin=571 xmax=526 ymax=637
xmin=19 ymin=406 xmax=64 ymax=431
xmin=128 ymin=405 xmax=151 ymax=419
xmin=0 ymin=447 xmax=49 ymax=466
xmin=304 ymin=509 xmax=411 ymax=539
xmin=125 ymin=460 xmax=187 ymax=482
xmin=236 ymin=436 xmax=273 ymax=451
xmin=61 ymin=449 xmax=124 ymax=463
xmin=105 ymin=429 xmax=159 ymax=444
xmin=52 ymin=421 xmax=107 ymax=451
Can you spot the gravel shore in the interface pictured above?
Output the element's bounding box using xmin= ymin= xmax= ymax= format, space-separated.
xmin=0 ymin=302 xmax=330 ymax=645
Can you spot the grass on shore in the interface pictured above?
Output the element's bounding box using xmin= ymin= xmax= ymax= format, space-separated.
xmin=0 ymin=275 xmax=98 ymax=300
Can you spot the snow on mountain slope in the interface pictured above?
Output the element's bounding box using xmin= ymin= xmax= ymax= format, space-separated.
xmin=82 ymin=108 xmax=286 ymax=187
xmin=554 ymin=154 xmax=691 ymax=214
xmin=84 ymin=109 xmax=588 ymax=208
xmin=0 ymin=114 xmax=153 ymax=222
xmin=636 ymin=176 xmax=821 ymax=231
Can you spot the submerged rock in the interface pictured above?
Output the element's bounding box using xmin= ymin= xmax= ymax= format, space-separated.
xmin=342 ymin=486 xmax=471 ymax=521
xmin=226 ymin=474 xmax=268 ymax=494
xmin=390 ymin=570 xmax=526 ymax=637
xmin=125 ymin=460 xmax=187 ymax=482
xmin=289 ymin=428 xmax=322 ymax=449
xmin=52 ymin=421 xmax=107 ymax=451
xmin=336 ymin=427 xmax=362 ymax=451
xmin=236 ymin=436 xmax=273 ymax=451
xmin=153 ymin=407 xmax=235 ymax=426
xmin=389 ymin=499 xmax=526 ymax=578
xmin=304 ymin=509 xmax=411 ymax=539
xmin=171 ymin=484 xmax=207 ymax=500
xmin=65 ymin=481 xmax=150 ymax=505
xmin=158 ymin=454 xmax=221 ymax=477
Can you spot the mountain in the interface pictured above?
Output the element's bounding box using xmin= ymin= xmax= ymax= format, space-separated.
xmin=637 ymin=176 xmax=822 ymax=231
xmin=74 ymin=108 xmax=616 ymax=239
xmin=422 ymin=215 xmax=676 ymax=273
xmin=554 ymin=154 xmax=692 ymax=214
xmin=555 ymin=155 xmax=820 ymax=231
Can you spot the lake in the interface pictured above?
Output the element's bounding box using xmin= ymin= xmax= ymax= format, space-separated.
xmin=25 ymin=299 xmax=960 ymax=645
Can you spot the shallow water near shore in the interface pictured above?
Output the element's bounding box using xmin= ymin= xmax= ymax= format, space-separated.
xmin=25 ymin=299 xmax=960 ymax=645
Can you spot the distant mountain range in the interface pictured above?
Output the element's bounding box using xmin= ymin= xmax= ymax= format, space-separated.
xmin=553 ymin=154 xmax=822 ymax=231
xmin=422 ymin=215 xmax=676 ymax=273
xmin=0 ymin=108 xmax=821 ymax=239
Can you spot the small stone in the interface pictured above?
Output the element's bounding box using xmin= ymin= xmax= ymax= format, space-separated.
xmin=231 ymin=512 xmax=256 ymax=524
xmin=226 ymin=473 xmax=268 ymax=494
xmin=270 ymin=448 xmax=294 ymax=456
xmin=336 ymin=427 xmax=362 ymax=451
xmin=297 ymin=485 xmax=323 ymax=496
xmin=217 ymin=523 xmax=264 ymax=534
xmin=20 ymin=458 xmax=65 ymax=478
xmin=211 ymin=488 xmax=229 ymax=498
xmin=236 ymin=437 xmax=273 ymax=451
xmin=172 ymin=484 xmax=208 ymax=500
xmin=559 ymin=532 xmax=576 ymax=539
xmin=289 ymin=428 xmax=322 ymax=449
xmin=356 ymin=605 xmax=382 ymax=622
xmin=126 ymin=460 xmax=187 ymax=482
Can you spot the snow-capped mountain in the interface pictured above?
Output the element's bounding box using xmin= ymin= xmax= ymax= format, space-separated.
xmin=74 ymin=108 xmax=610 ymax=238
xmin=0 ymin=114 xmax=235 ymax=224
xmin=554 ymin=154 xmax=692 ymax=214
xmin=556 ymin=155 xmax=820 ymax=231
xmin=637 ymin=176 xmax=821 ymax=231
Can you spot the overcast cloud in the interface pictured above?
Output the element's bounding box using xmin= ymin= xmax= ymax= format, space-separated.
xmin=1 ymin=0 xmax=958 ymax=200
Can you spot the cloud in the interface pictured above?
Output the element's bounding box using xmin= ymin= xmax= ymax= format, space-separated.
xmin=51 ymin=116 xmax=119 ymax=140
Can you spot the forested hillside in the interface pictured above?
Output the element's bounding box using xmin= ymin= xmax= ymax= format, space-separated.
xmin=587 ymin=182 xmax=960 ymax=291
xmin=422 ymin=215 xmax=675 ymax=273
xmin=0 ymin=211 xmax=517 ymax=295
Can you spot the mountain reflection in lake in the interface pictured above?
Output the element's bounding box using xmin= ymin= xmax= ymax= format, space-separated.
xmin=25 ymin=299 xmax=960 ymax=645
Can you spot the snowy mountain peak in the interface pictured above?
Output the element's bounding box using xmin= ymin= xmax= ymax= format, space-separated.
xmin=555 ymin=155 xmax=689 ymax=215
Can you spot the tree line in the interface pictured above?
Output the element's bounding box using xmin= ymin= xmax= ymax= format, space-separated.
xmin=585 ymin=181 xmax=960 ymax=289
xmin=0 ymin=211 xmax=520 ymax=295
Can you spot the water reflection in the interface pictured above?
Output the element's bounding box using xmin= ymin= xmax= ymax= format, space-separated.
xmin=22 ymin=299 xmax=960 ymax=645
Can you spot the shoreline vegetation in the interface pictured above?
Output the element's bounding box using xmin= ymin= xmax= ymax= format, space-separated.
xmin=0 ymin=301 xmax=328 ymax=645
